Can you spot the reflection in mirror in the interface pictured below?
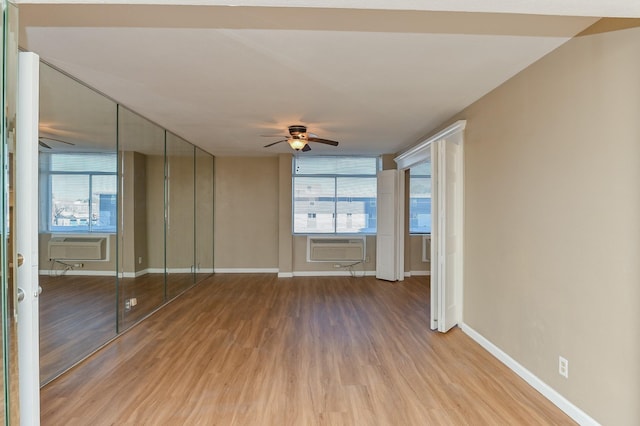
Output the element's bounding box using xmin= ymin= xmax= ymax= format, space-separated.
xmin=166 ymin=133 xmax=195 ymax=300
xmin=409 ymin=162 xmax=432 ymax=234
xmin=7 ymin=1 xmax=19 ymax=420
xmin=1 ymin=2 xmax=20 ymax=421
xmin=38 ymin=63 xmax=118 ymax=384
xmin=117 ymin=107 xmax=166 ymax=330
xmin=195 ymin=148 xmax=214 ymax=284
xmin=1 ymin=0 xmax=6 ymax=408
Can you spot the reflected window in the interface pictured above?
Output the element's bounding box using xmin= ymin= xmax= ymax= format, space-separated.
xmin=409 ymin=162 xmax=431 ymax=234
xmin=293 ymin=156 xmax=379 ymax=234
xmin=39 ymin=152 xmax=117 ymax=233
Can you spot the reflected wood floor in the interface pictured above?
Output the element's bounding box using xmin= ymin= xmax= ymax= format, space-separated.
xmin=40 ymin=274 xmax=575 ymax=425
xmin=39 ymin=274 xmax=117 ymax=384
xmin=40 ymin=272 xmax=205 ymax=384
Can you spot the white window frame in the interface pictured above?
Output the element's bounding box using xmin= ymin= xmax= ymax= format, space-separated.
xmin=39 ymin=152 xmax=117 ymax=234
xmin=292 ymin=156 xmax=380 ymax=235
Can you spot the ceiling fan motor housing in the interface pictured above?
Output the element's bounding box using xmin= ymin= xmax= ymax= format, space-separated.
xmin=288 ymin=125 xmax=307 ymax=138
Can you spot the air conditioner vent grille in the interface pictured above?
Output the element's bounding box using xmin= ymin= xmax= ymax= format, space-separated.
xmin=307 ymin=236 xmax=365 ymax=262
xmin=48 ymin=236 xmax=107 ymax=261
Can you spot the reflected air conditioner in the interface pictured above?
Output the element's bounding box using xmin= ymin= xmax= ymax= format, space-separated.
xmin=48 ymin=236 xmax=107 ymax=261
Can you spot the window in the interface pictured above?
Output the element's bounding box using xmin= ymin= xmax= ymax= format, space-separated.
xmin=293 ymin=156 xmax=379 ymax=234
xmin=409 ymin=162 xmax=431 ymax=234
xmin=40 ymin=152 xmax=117 ymax=233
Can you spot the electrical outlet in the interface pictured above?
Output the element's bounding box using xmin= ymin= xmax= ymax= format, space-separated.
xmin=334 ymin=264 xmax=342 ymax=268
xmin=73 ymin=263 xmax=83 ymax=268
xmin=365 ymin=256 xmax=370 ymax=263
xmin=124 ymin=300 xmax=131 ymax=310
xmin=138 ymin=257 xmax=143 ymax=264
xmin=559 ymin=356 xmax=569 ymax=378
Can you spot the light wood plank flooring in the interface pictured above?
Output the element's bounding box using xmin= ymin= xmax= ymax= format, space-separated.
xmin=40 ymin=274 xmax=575 ymax=425
xmin=40 ymin=272 xmax=207 ymax=384
xmin=39 ymin=274 xmax=117 ymax=384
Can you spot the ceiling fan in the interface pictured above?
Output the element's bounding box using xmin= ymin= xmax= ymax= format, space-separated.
xmin=38 ymin=136 xmax=76 ymax=150
xmin=263 ymin=125 xmax=339 ymax=152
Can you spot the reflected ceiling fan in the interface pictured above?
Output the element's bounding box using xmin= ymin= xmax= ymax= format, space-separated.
xmin=38 ymin=136 xmax=76 ymax=150
xmin=263 ymin=125 xmax=339 ymax=152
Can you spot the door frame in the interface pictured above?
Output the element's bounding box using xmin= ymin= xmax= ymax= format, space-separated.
xmin=375 ymin=169 xmax=399 ymax=281
xmin=394 ymin=120 xmax=466 ymax=331
xmin=16 ymin=51 xmax=41 ymax=425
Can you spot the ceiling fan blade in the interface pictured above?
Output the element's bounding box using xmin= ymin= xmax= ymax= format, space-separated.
xmin=263 ymin=139 xmax=288 ymax=148
xmin=302 ymin=144 xmax=312 ymax=152
xmin=39 ymin=141 xmax=52 ymax=149
xmin=260 ymin=134 xmax=288 ymax=138
xmin=307 ymin=137 xmax=339 ymax=146
xmin=39 ymin=136 xmax=75 ymax=146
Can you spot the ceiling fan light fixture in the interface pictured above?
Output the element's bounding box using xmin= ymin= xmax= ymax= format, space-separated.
xmin=288 ymin=139 xmax=307 ymax=151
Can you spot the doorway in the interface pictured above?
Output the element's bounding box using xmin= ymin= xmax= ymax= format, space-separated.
xmin=394 ymin=120 xmax=466 ymax=333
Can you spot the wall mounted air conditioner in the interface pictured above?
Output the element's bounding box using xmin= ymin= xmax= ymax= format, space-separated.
xmin=48 ymin=236 xmax=107 ymax=261
xmin=307 ymin=236 xmax=366 ymax=262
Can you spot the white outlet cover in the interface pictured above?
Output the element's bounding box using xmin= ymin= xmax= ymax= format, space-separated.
xmin=559 ymin=356 xmax=569 ymax=378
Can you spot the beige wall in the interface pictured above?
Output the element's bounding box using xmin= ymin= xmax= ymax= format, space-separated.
xmin=195 ymin=151 xmax=214 ymax=271
xmin=277 ymin=154 xmax=293 ymax=274
xmin=133 ymin=152 xmax=149 ymax=272
xmin=216 ymin=155 xmax=379 ymax=273
xmin=120 ymin=151 xmax=149 ymax=274
xmin=166 ymin=154 xmax=195 ymax=269
xmin=146 ymin=154 xmax=165 ymax=270
xmin=457 ymin=25 xmax=640 ymax=425
xmin=214 ymin=157 xmax=279 ymax=269
xmin=408 ymin=235 xmax=429 ymax=273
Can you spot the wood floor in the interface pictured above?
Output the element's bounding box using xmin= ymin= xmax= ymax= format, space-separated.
xmin=39 ymin=272 xmax=205 ymax=384
xmin=39 ymin=274 xmax=117 ymax=384
xmin=40 ymin=274 xmax=575 ymax=425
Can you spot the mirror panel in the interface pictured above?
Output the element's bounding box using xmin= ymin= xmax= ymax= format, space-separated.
xmin=1 ymin=1 xmax=18 ymax=422
xmin=38 ymin=63 xmax=118 ymax=384
xmin=7 ymin=2 xmax=18 ymax=421
xmin=117 ymin=107 xmax=165 ymax=330
xmin=31 ymin=58 xmax=213 ymax=387
xmin=195 ymin=148 xmax=214 ymax=283
xmin=165 ymin=133 xmax=195 ymax=299
xmin=1 ymin=1 xmax=7 ymax=415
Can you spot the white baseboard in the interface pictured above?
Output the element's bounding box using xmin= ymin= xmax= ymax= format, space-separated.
xmin=405 ymin=270 xmax=431 ymax=277
xmin=165 ymin=267 xmax=193 ymax=274
xmin=214 ymin=268 xmax=279 ymax=274
xmin=120 ymin=269 xmax=151 ymax=278
xmin=39 ymin=270 xmax=116 ymax=277
xmin=460 ymin=323 xmax=600 ymax=426
xmin=291 ymin=270 xmax=376 ymax=277
xmin=213 ymin=269 xmax=373 ymax=277
xmin=122 ymin=268 xmax=204 ymax=277
xmin=221 ymin=270 xmax=375 ymax=278
xmin=42 ymin=268 xmax=215 ymax=278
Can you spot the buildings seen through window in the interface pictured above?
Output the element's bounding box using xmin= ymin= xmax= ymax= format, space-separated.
xmin=40 ymin=152 xmax=117 ymax=233
xmin=293 ymin=156 xmax=379 ymax=234
xmin=409 ymin=162 xmax=431 ymax=234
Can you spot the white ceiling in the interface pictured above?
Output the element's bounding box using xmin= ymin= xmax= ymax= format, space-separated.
xmin=17 ymin=2 xmax=638 ymax=156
